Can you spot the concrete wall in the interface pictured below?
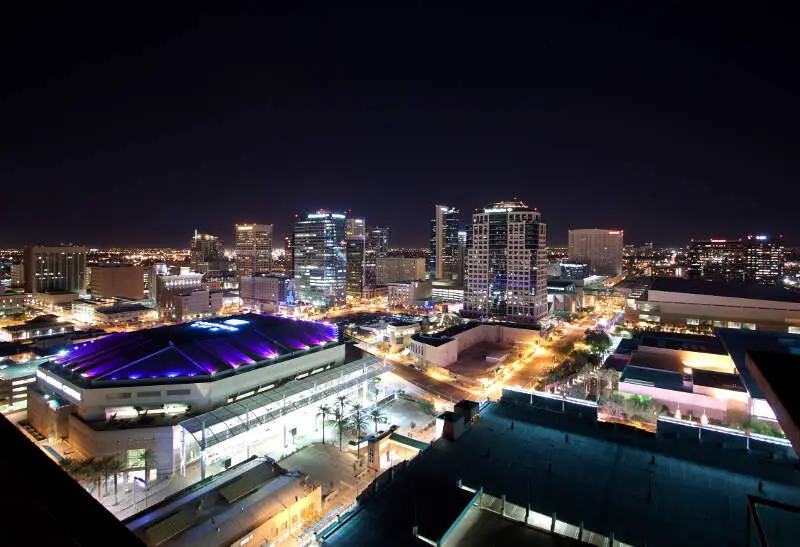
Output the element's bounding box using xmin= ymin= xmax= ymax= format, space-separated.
xmin=68 ymin=415 xmax=176 ymax=476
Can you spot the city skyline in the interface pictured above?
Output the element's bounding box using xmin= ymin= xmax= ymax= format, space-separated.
xmin=2 ymin=7 xmax=798 ymax=248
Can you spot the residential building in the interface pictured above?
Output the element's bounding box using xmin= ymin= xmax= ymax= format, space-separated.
xmin=464 ymin=201 xmax=548 ymax=321
xmin=235 ymin=223 xmax=273 ymax=277
xmin=87 ymin=264 xmax=144 ymax=300
xmin=190 ymin=230 xmax=227 ymax=274
xmin=429 ymin=205 xmax=461 ymax=281
xmin=388 ymin=279 xmax=432 ymax=308
xmin=567 ymin=229 xmax=624 ymax=276
xmin=376 ymin=257 xmax=426 ymax=285
xmin=23 ymin=244 xmax=87 ymax=293
xmin=239 ymin=273 xmax=290 ymax=313
xmin=293 ymin=211 xmax=347 ymax=307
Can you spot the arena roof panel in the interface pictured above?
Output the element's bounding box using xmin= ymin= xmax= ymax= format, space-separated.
xmin=47 ymin=314 xmax=339 ymax=384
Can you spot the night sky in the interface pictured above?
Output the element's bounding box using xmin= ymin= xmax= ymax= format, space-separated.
xmin=2 ymin=6 xmax=798 ymax=248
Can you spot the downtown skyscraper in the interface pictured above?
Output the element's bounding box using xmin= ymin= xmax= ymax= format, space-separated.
xmin=235 ymin=224 xmax=273 ymax=276
xmin=429 ymin=205 xmax=461 ymax=281
xmin=464 ymin=201 xmax=548 ymax=321
xmin=294 ymin=211 xmax=347 ymax=307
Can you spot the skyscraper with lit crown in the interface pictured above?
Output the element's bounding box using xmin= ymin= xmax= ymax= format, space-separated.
xmin=464 ymin=201 xmax=547 ymax=321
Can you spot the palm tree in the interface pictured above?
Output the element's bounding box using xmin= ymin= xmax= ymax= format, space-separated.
xmin=59 ymin=457 xmax=81 ymax=478
xmin=349 ymin=407 xmax=368 ymax=461
xmin=105 ymin=457 xmax=126 ymax=505
xmin=317 ymin=404 xmax=331 ymax=444
xmin=327 ymin=407 xmax=349 ymax=452
xmin=336 ymin=395 xmax=348 ymax=414
xmin=368 ymin=408 xmax=387 ymax=433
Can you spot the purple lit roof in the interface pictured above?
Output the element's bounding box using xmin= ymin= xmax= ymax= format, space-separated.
xmin=50 ymin=314 xmax=338 ymax=383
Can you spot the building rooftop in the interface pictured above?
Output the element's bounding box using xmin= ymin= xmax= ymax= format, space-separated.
xmin=126 ymin=457 xmax=314 ymax=547
xmin=323 ymin=402 xmax=800 ymax=546
xmin=2 ymin=315 xmax=75 ymax=333
xmin=715 ymin=328 xmax=800 ymax=400
xmin=44 ymin=313 xmax=339 ymax=385
xmin=648 ymin=277 xmax=800 ymax=303
xmin=95 ymin=303 xmax=151 ymax=314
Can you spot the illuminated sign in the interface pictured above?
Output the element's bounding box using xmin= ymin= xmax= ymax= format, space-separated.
xmin=191 ymin=320 xmax=238 ymax=332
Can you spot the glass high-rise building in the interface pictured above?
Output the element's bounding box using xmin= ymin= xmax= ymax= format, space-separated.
xmin=743 ymin=235 xmax=785 ymax=286
xmin=429 ymin=205 xmax=461 ymax=281
xmin=235 ymin=224 xmax=273 ymax=277
xmin=567 ymin=229 xmax=624 ymax=276
xmin=294 ymin=211 xmax=347 ymax=307
xmin=367 ymin=226 xmax=390 ymax=258
xmin=190 ymin=230 xmax=227 ymax=274
xmin=464 ymin=201 xmax=547 ymax=321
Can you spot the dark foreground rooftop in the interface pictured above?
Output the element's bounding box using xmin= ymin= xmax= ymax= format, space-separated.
xmin=325 ymin=403 xmax=800 ymax=547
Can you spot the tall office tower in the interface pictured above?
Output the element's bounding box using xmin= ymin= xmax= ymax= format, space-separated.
xmin=345 ymin=218 xmax=366 ymax=239
xmin=346 ymin=237 xmax=372 ymax=299
xmin=744 ymin=234 xmax=785 ymax=286
xmin=567 ymin=229 xmax=624 ymax=276
xmin=23 ymin=244 xmax=87 ymax=293
xmin=429 ymin=205 xmax=461 ymax=280
xmin=294 ymin=211 xmax=347 ymax=307
xmin=284 ymin=233 xmax=295 ymax=278
xmin=367 ymin=226 xmax=390 ymax=258
xmin=190 ymin=231 xmax=227 ymax=274
xmin=464 ymin=201 xmax=547 ymax=321
xmin=685 ymin=239 xmax=745 ymax=282
xmin=235 ymin=224 xmax=273 ymax=277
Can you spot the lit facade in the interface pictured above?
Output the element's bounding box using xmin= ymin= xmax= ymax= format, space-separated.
xmin=190 ymin=231 xmax=227 ymax=274
xmin=686 ymin=235 xmax=785 ymax=286
xmin=87 ymin=264 xmax=144 ymax=300
xmin=743 ymin=235 xmax=785 ymax=286
xmin=239 ymin=273 xmax=290 ymax=313
xmin=376 ymin=257 xmax=426 ymax=285
xmin=23 ymin=244 xmax=87 ymax=293
xmin=429 ymin=205 xmax=461 ymax=281
xmin=464 ymin=201 xmax=548 ymax=321
xmin=567 ymin=229 xmax=624 ymax=276
xmin=235 ymin=224 xmax=273 ymax=277
xmin=294 ymin=211 xmax=347 ymax=307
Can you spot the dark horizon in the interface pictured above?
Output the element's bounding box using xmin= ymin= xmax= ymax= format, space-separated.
xmin=2 ymin=6 xmax=798 ymax=249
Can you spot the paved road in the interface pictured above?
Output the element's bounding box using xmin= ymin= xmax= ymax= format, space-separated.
xmin=389 ymin=364 xmax=474 ymax=403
